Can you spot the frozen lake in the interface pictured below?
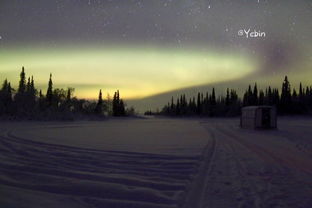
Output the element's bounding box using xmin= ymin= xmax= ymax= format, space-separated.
xmin=0 ymin=118 xmax=311 ymax=208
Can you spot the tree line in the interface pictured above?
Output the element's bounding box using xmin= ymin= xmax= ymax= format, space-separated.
xmin=150 ymin=76 xmax=312 ymax=117
xmin=0 ymin=67 xmax=128 ymax=120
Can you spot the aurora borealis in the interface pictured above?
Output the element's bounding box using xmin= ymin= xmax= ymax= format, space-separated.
xmin=0 ymin=45 xmax=256 ymax=98
xmin=0 ymin=0 xmax=312 ymax=100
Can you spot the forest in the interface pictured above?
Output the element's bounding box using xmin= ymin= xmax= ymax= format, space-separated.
xmin=0 ymin=67 xmax=130 ymax=120
xmin=2 ymin=67 xmax=312 ymax=119
xmin=151 ymin=76 xmax=312 ymax=117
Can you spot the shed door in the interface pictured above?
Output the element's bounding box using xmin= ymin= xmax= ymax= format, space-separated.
xmin=262 ymin=108 xmax=271 ymax=128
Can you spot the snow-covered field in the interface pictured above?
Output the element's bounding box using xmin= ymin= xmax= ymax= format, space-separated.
xmin=0 ymin=118 xmax=311 ymax=208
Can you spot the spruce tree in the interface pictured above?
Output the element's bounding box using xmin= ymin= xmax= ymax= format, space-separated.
xmin=119 ymin=99 xmax=126 ymax=116
xmin=273 ymin=88 xmax=280 ymax=106
xmin=46 ymin=73 xmax=53 ymax=106
xmin=7 ymin=82 xmax=12 ymax=103
xmin=259 ymin=90 xmax=264 ymax=105
xmin=0 ymin=80 xmax=7 ymax=115
xmin=170 ymin=96 xmax=174 ymax=113
xmin=247 ymin=85 xmax=252 ymax=106
xmin=113 ymin=91 xmax=117 ymax=116
xmin=176 ymin=98 xmax=180 ymax=115
xmin=26 ymin=77 xmax=31 ymax=93
xmin=30 ymin=76 xmax=36 ymax=97
xmin=292 ymin=89 xmax=297 ymax=98
xmin=211 ymin=88 xmax=216 ymax=105
xmin=230 ymin=89 xmax=238 ymax=103
xmin=14 ymin=67 xmax=28 ymax=115
xmin=2 ymin=79 xmax=8 ymax=91
xmin=196 ymin=92 xmax=201 ymax=115
xmin=253 ymin=83 xmax=258 ymax=105
xmin=280 ymin=76 xmax=292 ymax=113
xmin=116 ymin=90 xmax=120 ymax=115
xmin=95 ymin=89 xmax=103 ymax=114
xmin=268 ymin=86 xmax=273 ymax=105
xmin=225 ymin=88 xmax=230 ymax=106
xmin=24 ymin=76 xmax=36 ymax=113
xmin=66 ymin=88 xmax=71 ymax=102
xmin=38 ymin=89 xmax=45 ymax=110
xmin=299 ymin=82 xmax=304 ymax=99
xmin=306 ymin=86 xmax=310 ymax=98
xmin=243 ymin=90 xmax=248 ymax=106
xmin=18 ymin=67 xmax=26 ymax=94
xmin=113 ymin=90 xmax=125 ymax=116
xmin=0 ymin=79 xmax=12 ymax=114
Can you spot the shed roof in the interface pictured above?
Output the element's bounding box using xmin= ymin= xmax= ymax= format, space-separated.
xmin=242 ymin=106 xmax=274 ymax=110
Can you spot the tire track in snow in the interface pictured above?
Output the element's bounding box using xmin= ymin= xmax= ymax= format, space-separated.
xmin=211 ymin=126 xmax=280 ymax=208
xmin=219 ymin=125 xmax=312 ymax=176
xmin=211 ymin=122 xmax=312 ymax=208
xmin=181 ymin=126 xmax=217 ymax=208
xmin=0 ymin=125 xmax=203 ymax=208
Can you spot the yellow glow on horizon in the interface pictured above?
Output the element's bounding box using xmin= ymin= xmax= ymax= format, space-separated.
xmin=0 ymin=45 xmax=257 ymax=99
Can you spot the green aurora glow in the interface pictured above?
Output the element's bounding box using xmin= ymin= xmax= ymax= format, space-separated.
xmin=0 ymin=45 xmax=258 ymax=99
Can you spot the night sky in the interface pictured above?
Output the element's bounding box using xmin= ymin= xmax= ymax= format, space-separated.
xmin=0 ymin=0 xmax=311 ymax=99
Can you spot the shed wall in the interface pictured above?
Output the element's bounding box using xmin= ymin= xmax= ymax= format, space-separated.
xmin=241 ymin=109 xmax=256 ymax=129
xmin=241 ymin=106 xmax=277 ymax=129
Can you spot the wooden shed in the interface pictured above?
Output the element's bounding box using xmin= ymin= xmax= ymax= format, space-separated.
xmin=240 ymin=106 xmax=277 ymax=129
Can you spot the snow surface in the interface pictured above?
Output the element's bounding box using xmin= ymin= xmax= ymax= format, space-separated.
xmin=0 ymin=118 xmax=311 ymax=208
